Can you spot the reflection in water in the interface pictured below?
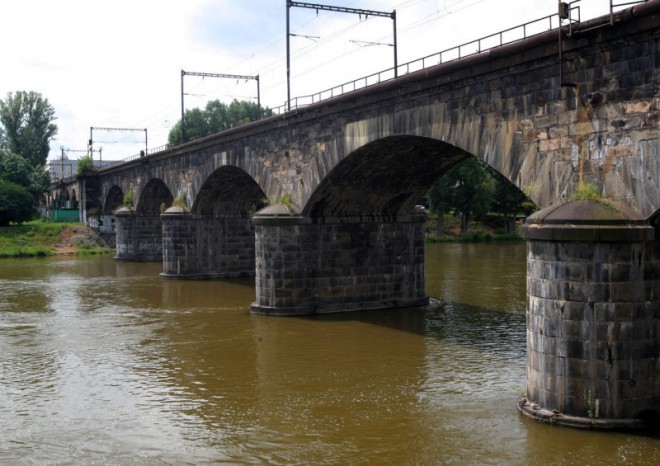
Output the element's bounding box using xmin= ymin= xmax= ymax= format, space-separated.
xmin=0 ymin=245 xmax=658 ymax=464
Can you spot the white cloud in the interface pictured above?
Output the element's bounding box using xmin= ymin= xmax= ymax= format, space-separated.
xmin=0 ymin=0 xmax=613 ymax=161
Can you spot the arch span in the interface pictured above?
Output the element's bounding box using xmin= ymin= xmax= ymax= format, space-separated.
xmin=104 ymin=186 xmax=124 ymax=214
xmin=137 ymin=179 xmax=173 ymax=212
xmin=193 ymin=166 xmax=267 ymax=215
xmin=161 ymin=166 xmax=266 ymax=279
xmin=303 ymin=136 xmax=471 ymax=217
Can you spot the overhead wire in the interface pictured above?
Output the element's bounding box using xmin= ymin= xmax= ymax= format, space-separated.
xmin=116 ymin=0 xmax=496 ymax=153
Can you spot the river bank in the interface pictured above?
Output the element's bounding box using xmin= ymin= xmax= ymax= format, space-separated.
xmin=0 ymin=220 xmax=113 ymax=258
xmin=0 ymin=217 xmax=520 ymax=259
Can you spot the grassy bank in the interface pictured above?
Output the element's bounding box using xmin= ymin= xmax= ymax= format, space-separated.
xmin=426 ymin=230 xmax=521 ymax=243
xmin=0 ymin=220 xmax=112 ymax=258
xmin=424 ymin=214 xmax=523 ymax=243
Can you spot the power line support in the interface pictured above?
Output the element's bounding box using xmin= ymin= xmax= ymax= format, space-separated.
xmin=89 ymin=126 xmax=148 ymax=165
xmin=180 ymin=70 xmax=261 ymax=143
xmin=286 ymin=0 xmax=397 ymax=111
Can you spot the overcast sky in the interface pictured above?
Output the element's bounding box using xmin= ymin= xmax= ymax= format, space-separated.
xmin=0 ymin=0 xmax=617 ymax=162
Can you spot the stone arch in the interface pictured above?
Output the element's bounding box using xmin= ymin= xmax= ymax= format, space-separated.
xmin=104 ymin=186 xmax=124 ymax=213
xmin=302 ymin=135 xmax=471 ymax=217
xmin=192 ymin=166 xmax=267 ymax=215
xmin=137 ymin=179 xmax=173 ymax=213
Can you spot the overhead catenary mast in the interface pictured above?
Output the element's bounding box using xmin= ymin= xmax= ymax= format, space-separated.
xmin=286 ymin=1 xmax=397 ymax=110
xmin=180 ymin=70 xmax=260 ymax=143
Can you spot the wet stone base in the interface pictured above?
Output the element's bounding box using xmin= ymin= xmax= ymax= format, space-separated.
xmin=251 ymin=296 xmax=429 ymax=316
xmin=518 ymin=398 xmax=647 ymax=430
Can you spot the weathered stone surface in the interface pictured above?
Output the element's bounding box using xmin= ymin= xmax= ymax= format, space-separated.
xmin=161 ymin=210 xmax=256 ymax=279
xmin=251 ymin=213 xmax=428 ymax=315
xmin=114 ymin=209 xmax=163 ymax=262
xmin=520 ymin=200 xmax=660 ymax=428
xmin=56 ymin=4 xmax=660 ymax=235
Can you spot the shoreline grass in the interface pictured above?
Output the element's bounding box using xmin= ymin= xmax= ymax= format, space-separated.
xmin=425 ymin=231 xmax=522 ymax=243
xmin=0 ymin=219 xmax=113 ymax=258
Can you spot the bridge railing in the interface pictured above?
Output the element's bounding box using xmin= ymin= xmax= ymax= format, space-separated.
xmin=270 ymin=9 xmax=577 ymax=115
xmin=120 ymin=144 xmax=171 ymax=163
xmin=112 ymin=5 xmax=585 ymax=162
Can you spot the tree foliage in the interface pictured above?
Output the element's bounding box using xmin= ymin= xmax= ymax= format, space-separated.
xmin=0 ymin=150 xmax=50 ymax=203
xmin=76 ymin=154 xmax=94 ymax=175
xmin=0 ymin=91 xmax=58 ymax=167
xmin=427 ymin=156 xmax=534 ymax=236
xmin=0 ymin=179 xmax=35 ymax=225
xmin=168 ymin=99 xmax=272 ymax=146
xmin=427 ymin=157 xmax=495 ymax=236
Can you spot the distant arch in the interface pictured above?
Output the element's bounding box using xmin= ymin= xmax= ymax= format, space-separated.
xmin=192 ymin=166 xmax=267 ymax=215
xmin=137 ymin=179 xmax=173 ymax=213
xmin=104 ymin=186 xmax=124 ymax=213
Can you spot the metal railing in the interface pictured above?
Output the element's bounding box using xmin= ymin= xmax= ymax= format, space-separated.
xmin=111 ymin=4 xmax=598 ymax=164
xmin=610 ymin=0 xmax=648 ymax=24
xmin=269 ymin=9 xmax=574 ymax=115
xmin=120 ymin=144 xmax=170 ymax=163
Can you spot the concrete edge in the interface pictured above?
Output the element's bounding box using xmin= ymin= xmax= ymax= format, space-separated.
xmin=521 ymin=224 xmax=656 ymax=242
xmin=251 ymin=296 xmax=430 ymax=316
xmin=160 ymin=271 xmax=255 ymax=280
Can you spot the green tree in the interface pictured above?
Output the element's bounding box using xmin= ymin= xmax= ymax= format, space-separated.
xmin=0 ymin=150 xmax=31 ymax=187
xmin=426 ymin=171 xmax=454 ymax=236
xmin=0 ymin=91 xmax=58 ymax=167
xmin=168 ymin=108 xmax=208 ymax=145
xmin=427 ymin=157 xmax=495 ymax=237
xmin=453 ymin=158 xmax=495 ymax=236
xmin=168 ymin=99 xmax=271 ymax=146
xmin=0 ymin=179 xmax=35 ymax=225
xmin=0 ymin=150 xmax=50 ymax=202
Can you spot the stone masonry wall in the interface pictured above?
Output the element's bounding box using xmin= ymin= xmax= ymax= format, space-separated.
xmin=114 ymin=210 xmax=162 ymax=261
xmin=161 ymin=210 xmax=256 ymax=278
xmin=76 ymin=4 xmax=660 ymax=229
xmin=526 ymin=238 xmax=659 ymax=420
xmin=252 ymin=214 xmax=427 ymax=315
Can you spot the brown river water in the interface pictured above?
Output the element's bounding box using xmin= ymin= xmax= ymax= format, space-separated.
xmin=0 ymin=242 xmax=658 ymax=465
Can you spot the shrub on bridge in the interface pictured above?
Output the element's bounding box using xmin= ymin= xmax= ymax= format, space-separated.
xmin=76 ymin=155 xmax=94 ymax=175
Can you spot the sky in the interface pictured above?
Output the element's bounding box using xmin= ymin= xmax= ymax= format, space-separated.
xmin=0 ymin=0 xmax=620 ymax=162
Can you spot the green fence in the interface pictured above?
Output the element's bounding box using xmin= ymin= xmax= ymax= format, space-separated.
xmin=49 ymin=209 xmax=80 ymax=222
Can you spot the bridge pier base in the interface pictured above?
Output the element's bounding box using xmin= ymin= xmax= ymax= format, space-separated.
xmin=251 ymin=207 xmax=428 ymax=315
xmin=519 ymin=200 xmax=659 ymax=429
xmin=160 ymin=207 xmax=256 ymax=279
xmin=114 ymin=207 xmax=163 ymax=261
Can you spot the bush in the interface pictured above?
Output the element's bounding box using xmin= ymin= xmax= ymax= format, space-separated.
xmin=572 ymin=183 xmax=601 ymax=201
xmin=123 ymin=191 xmax=134 ymax=208
xmin=0 ymin=180 xmax=35 ymax=226
xmin=76 ymin=155 xmax=94 ymax=175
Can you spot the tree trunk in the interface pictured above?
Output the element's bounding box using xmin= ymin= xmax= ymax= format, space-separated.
xmin=435 ymin=215 xmax=444 ymax=237
xmin=460 ymin=212 xmax=469 ymax=236
xmin=504 ymin=213 xmax=514 ymax=233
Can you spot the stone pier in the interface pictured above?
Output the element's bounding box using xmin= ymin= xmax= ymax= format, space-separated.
xmin=519 ymin=200 xmax=659 ymax=429
xmin=160 ymin=207 xmax=256 ymax=279
xmin=251 ymin=206 xmax=428 ymax=315
xmin=114 ymin=207 xmax=163 ymax=261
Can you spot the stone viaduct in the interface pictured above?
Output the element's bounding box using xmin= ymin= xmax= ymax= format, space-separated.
xmin=55 ymin=2 xmax=659 ymax=428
